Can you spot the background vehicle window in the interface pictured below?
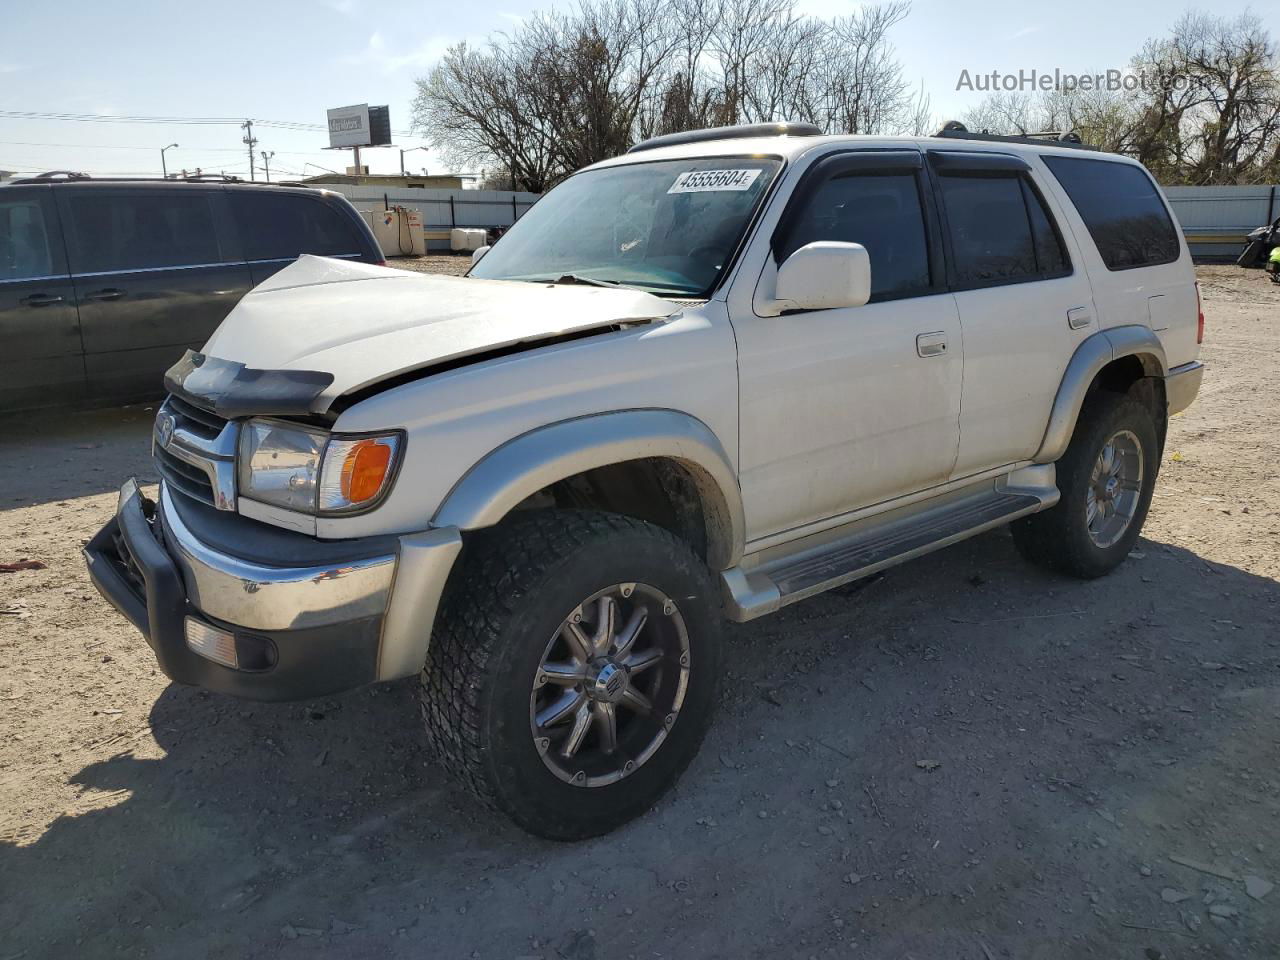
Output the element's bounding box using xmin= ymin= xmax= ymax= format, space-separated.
xmin=66 ymin=192 xmax=221 ymax=273
xmin=229 ymin=193 xmax=362 ymax=261
xmin=1041 ymin=156 xmax=1180 ymax=270
xmin=0 ymin=197 xmax=55 ymax=281
xmin=938 ymin=175 xmax=1040 ymax=285
xmin=776 ymin=172 xmax=931 ymax=299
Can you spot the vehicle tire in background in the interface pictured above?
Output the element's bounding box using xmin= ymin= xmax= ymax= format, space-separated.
xmin=1012 ymin=390 xmax=1160 ymax=579
xmin=419 ymin=510 xmax=721 ymax=840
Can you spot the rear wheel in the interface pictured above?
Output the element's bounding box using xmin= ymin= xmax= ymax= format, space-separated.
xmin=1012 ymin=391 xmax=1159 ymax=579
xmin=420 ymin=510 xmax=721 ymax=840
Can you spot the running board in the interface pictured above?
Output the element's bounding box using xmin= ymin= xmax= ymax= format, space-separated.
xmin=722 ymin=484 xmax=1053 ymax=621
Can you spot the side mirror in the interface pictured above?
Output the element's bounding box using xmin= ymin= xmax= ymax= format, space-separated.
xmin=470 ymin=245 xmax=491 ymax=267
xmin=774 ymin=241 xmax=871 ymax=312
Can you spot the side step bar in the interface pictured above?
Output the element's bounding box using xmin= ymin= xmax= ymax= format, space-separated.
xmin=722 ymin=483 xmax=1054 ymax=621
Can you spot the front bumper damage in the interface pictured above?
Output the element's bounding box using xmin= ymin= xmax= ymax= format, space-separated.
xmin=84 ymin=480 xmax=461 ymax=701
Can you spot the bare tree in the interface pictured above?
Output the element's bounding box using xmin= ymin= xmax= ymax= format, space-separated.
xmin=412 ymin=0 xmax=916 ymax=188
xmin=957 ymin=10 xmax=1280 ymax=184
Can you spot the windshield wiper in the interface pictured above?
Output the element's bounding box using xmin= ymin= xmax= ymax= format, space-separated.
xmin=530 ymin=273 xmax=633 ymax=289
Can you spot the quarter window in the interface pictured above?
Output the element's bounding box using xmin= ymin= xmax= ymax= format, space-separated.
xmin=64 ymin=192 xmax=221 ymax=274
xmin=1041 ymin=156 xmax=1179 ymax=270
xmin=776 ymin=172 xmax=932 ymax=300
xmin=229 ymin=193 xmax=363 ymax=262
xmin=0 ymin=196 xmax=55 ymax=281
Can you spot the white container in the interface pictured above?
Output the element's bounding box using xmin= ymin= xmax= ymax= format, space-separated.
xmin=450 ymin=228 xmax=487 ymax=252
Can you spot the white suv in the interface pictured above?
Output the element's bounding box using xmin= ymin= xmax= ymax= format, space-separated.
xmin=85 ymin=121 xmax=1204 ymax=839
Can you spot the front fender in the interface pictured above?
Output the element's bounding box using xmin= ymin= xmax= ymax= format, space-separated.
xmin=432 ymin=409 xmax=745 ymax=569
xmin=1034 ymin=325 xmax=1167 ymax=464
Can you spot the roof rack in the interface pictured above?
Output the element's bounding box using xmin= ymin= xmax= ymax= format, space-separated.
xmin=629 ymin=122 xmax=824 ymax=154
xmin=10 ymin=170 xmax=92 ymax=183
xmin=8 ymin=172 xmax=265 ymax=186
xmin=932 ymin=120 xmax=1098 ymax=151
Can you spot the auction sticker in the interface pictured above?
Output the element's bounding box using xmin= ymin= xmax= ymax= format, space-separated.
xmin=668 ymin=169 xmax=762 ymax=193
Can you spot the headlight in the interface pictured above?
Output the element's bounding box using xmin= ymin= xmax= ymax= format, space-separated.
xmin=238 ymin=420 xmax=402 ymax=515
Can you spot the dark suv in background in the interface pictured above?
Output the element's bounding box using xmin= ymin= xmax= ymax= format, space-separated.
xmin=0 ymin=177 xmax=383 ymax=411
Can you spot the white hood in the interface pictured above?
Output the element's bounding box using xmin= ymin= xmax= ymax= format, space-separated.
xmin=202 ymin=256 xmax=680 ymax=405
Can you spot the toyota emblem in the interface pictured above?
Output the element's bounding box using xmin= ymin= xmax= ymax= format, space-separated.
xmin=155 ymin=411 xmax=176 ymax=449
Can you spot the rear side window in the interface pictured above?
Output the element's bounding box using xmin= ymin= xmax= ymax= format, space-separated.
xmin=937 ymin=173 xmax=1070 ymax=287
xmin=64 ymin=191 xmax=221 ymax=273
xmin=776 ymin=172 xmax=931 ymax=300
xmin=0 ymin=195 xmax=56 ymax=281
xmin=1041 ymin=156 xmax=1180 ymax=270
xmin=229 ymin=193 xmax=364 ymax=262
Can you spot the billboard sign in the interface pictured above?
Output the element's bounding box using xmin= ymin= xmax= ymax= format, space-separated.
xmin=327 ymin=104 xmax=371 ymax=148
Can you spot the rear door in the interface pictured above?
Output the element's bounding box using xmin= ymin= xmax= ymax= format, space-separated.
xmin=227 ymin=190 xmax=376 ymax=285
xmin=927 ymin=150 xmax=1095 ymax=477
xmin=0 ymin=185 xmax=85 ymax=411
xmin=58 ymin=185 xmax=253 ymax=403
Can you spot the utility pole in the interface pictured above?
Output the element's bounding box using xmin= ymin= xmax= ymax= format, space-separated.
xmin=260 ymin=150 xmax=275 ymax=183
xmin=241 ymin=119 xmax=258 ymax=181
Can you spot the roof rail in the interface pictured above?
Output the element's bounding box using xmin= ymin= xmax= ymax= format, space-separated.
xmin=11 ymin=170 xmax=92 ymax=183
xmin=8 ymin=172 xmax=261 ymax=186
xmin=628 ymin=122 xmax=824 ymax=154
xmin=933 ymin=120 xmax=1098 ymax=151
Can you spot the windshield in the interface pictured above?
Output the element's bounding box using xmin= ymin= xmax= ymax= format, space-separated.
xmin=470 ymin=156 xmax=782 ymax=297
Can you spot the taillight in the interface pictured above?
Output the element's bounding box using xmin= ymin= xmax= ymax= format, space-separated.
xmin=376 ymin=259 xmax=388 ymax=267
xmin=1195 ymin=281 xmax=1204 ymax=344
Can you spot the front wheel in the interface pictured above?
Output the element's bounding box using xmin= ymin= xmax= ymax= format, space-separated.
xmin=420 ymin=510 xmax=721 ymax=840
xmin=1012 ymin=391 xmax=1159 ymax=579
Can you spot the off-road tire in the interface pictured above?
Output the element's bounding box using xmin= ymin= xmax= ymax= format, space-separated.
xmin=419 ymin=510 xmax=721 ymax=840
xmin=1012 ymin=390 xmax=1160 ymax=579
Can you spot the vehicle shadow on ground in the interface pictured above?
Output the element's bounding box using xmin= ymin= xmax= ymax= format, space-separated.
xmin=0 ymin=406 xmax=157 ymax=511
xmin=4 ymin=532 xmax=1280 ymax=958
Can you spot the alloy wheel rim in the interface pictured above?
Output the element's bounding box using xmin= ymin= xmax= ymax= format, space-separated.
xmin=1085 ymin=429 xmax=1143 ymax=548
xmin=529 ymin=583 xmax=689 ymax=788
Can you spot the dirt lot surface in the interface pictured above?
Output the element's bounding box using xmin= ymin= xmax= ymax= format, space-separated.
xmin=2 ymin=265 xmax=1279 ymax=959
xmin=384 ymin=253 xmax=473 ymax=276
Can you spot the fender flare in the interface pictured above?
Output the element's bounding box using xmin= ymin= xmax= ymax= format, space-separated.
xmin=432 ymin=409 xmax=746 ymax=569
xmin=1034 ymin=325 xmax=1167 ymax=464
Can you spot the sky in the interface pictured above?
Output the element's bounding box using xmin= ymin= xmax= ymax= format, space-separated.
xmin=1 ymin=0 xmax=1277 ymax=181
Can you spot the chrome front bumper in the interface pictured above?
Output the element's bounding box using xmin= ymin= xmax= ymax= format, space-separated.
xmin=161 ymin=484 xmax=397 ymax=631
xmin=85 ymin=480 xmax=462 ymax=700
xmin=1165 ymin=361 xmax=1205 ymax=416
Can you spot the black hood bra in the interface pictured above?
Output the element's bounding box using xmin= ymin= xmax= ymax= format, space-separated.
xmin=163 ymin=351 xmax=335 ymax=420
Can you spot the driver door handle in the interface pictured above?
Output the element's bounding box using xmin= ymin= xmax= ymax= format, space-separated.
xmin=916 ymin=331 xmax=949 ymax=358
xmin=84 ymin=287 xmax=126 ymax=302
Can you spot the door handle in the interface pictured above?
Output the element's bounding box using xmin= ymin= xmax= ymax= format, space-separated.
xmin=1067 ymin=306 xmax=1093 ymax=330
xmin=20 ymin=293 xmax=64 ymax=307
xmin=84 ymin=287 xmax=125 ymax=302
xmin=916 ymin=331 xmax=949 ymax=358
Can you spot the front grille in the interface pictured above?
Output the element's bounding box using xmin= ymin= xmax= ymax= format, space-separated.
xmin=154 ymin=443 xmax=217 ymax=505
xmin=153 ymin=394 xmax=235 ymax=508
xmin=167 ymin=394 xmax=228 ymax=439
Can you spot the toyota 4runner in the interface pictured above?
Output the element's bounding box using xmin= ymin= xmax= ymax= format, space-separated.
xmin=84 ymin=122 xmax=1205 ymax=839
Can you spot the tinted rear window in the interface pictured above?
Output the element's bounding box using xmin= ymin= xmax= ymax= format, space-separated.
xmin=64 ymin=191 xmax=221 ymax=273
xmin=229 ymin=193 xmax=364 ymax=261
xmin=1041 ymin=156 xmax=1180 ymax=270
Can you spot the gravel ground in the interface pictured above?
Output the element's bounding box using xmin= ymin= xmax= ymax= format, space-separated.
xmin=1 ymin=265 xmax=1278 ymax=959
